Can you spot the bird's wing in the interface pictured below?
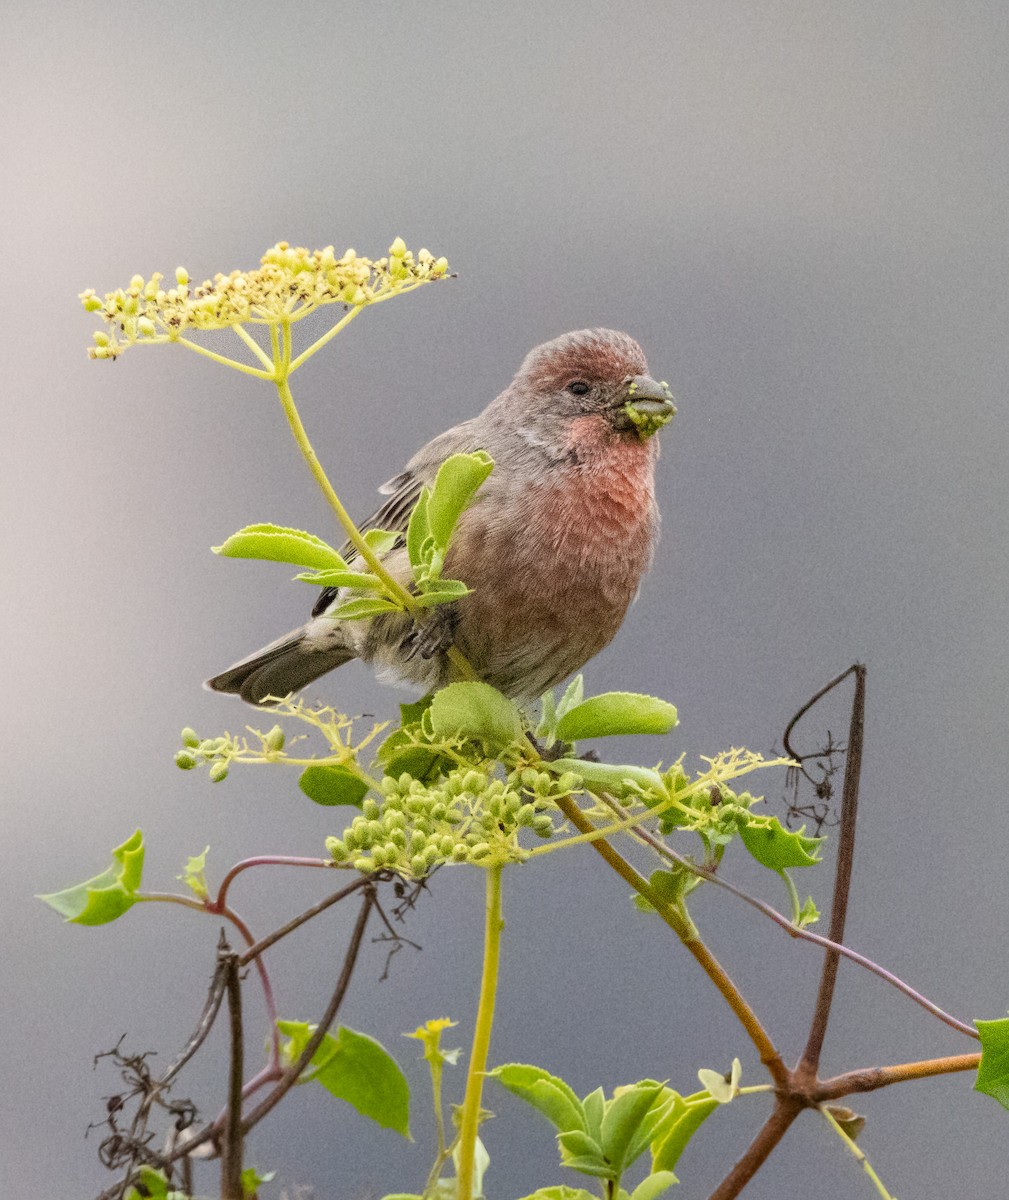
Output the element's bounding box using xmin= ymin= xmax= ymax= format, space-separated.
xmin=312 ymin=419 xmax=483 ymax=618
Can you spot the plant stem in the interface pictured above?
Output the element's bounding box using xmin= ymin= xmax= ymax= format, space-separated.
xmin=271 ymin=365 xmax=477 ymax=681
xmin=457 ymin=864 xmax=504 ymax=1200
xmin=552 ymin=795 xmax=787 ymax=1088
xmin=708 ymin=1099 xmax=803 ymax=1200
xmin=212 ymin=855 xmax=335 ymax=912
xmin=818 ymin=1052 xmax=982 ymax=1099
xmin=220 ymin=949 xmax=245 ymax=1200
xmin=239 ymin=876 xmax=373 ymax=966
xmin=176 ymin=336 xmax=274 ymax=379
xmin=801 ymin=664 xmax=866 ymax=1072
xmin=820 ymin=1103 xmax=895 ymax=1200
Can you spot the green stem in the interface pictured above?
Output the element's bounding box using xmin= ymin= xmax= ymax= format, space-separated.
xmin=175 ymin=335 xmax=274 ymax=379
xmin=232 ymin=322 xmax=275 ymax=372
xmin=457 ymin=864 xmax=504 ymax=1200
xmin=271 ymin=365 xmax=478 ymax=681
xmin=820 ymin=1104 xmax=895 ymax=1199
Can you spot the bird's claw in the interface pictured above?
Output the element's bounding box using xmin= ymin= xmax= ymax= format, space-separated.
xmin=401 ymin=603 xmax=461 ymax=662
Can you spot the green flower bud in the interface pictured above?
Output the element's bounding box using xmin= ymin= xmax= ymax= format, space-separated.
xmin=439 ymin=834 xmax=455 ymax=857
xmin=371 ymin=844 xmax=387 ymax=866
xmin=389 ymin=828 xmax=407 ymax=850
xmin=470 ymin=842 xmax=491 ymax=860
xmin=342 ymin=827 xmax=357 ymax=851
xmin=368 ymin=819 xmax=385 ymax=841
xmin=532 ymin=814 xmax=554 ymax=836
xmin=175 ymin=266 xmax=189 ymax=286
xmin=327 ymin=838 xmax=347 ymax=861
xmin=516 ymin=804 xmax=536 ymax=825
xmin=354 ymin=856 xmax=376 ymax=872
xmin=381 ymin=776 xmax=399 ymax=796
xmin=410 ymin=855 xmax=428 ymax=876
xmin=181 ymin=727 xmax=200 ymax=748
xmin=174 ymin=750 xmax=197 ymax=770
xmin=557 ymin=772 xmax=582 ymax=793
xmin=209 ymin=761 xmax=229 ymax=783
xmin=265 ymin=725 xmax=285 ymax=752
xmin=389 ymin=236 xmax=407 ymax=257
xmin=452 ymin=843 xmax=469 ymax=861
xmin=137 ymin=317 xmax=156 ymax=337
xmin=383 ymin=841 xmax=401 ymax=862
xmin=362 ymin=798 xmax=380 ymax=820
xmin=81 ymin=293 xmax=103 ymax=312
xmin=92 ymin=330 xmax=110 ymax=347
xmin=423 ymin=844 xmax=440 ymax=867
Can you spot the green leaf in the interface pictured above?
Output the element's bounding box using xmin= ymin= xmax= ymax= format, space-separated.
xmin=537 ymin=688 xmax=558 ymax=746
xmin=213 ymin=524 xmax=347 ymax=571
xmin=329 ymin=597 xmax=403 ymax=620
xmin=426 ymin=451 xmax=494 ymax=549
xmin=625 ymin=1089 xmax=684 ymax=1165
xmin=651 ymin=1098 xmax=719 ymax=1173
xmin=38 ymin=830 xmax=145 ymax=926
xmin=414 ymin=579 xmax=472 ymax=607
xmin=364 ymin=528 xmax=401 ymax=555
xmin=277 ymin=1021 xmax=411 ymax=1136
xmin=556 ymin=693 xmax=678 ymax=742
xmin=582 ymin=1086 xmax=606 ymax=1141
xmin=797 ymin=895 xmax=820 ymax=928
xmin=737 ymin=816 xmax=822 ymax=870
xmin=548 ymin=758 xmax=666 ymax=800
xmin=241 ymin=1166 xmax=276 ymax=1197
xmin=600 ymin=1082 xmax=667 ymax=1173
xmin=406 ymin=487 xmax=432 ymax=570
xmin=178 ymin=846 xmax=210 ymax=900
xmin=295 ymin=569 xmax=384 ymax=590
xmin=429 ymin=682 xmax=524 ymax=752
xmin=557 ymin=674 xmax=585 ymax=720
xmin=298 ymin=764 xmax=369 ymax=808
xmin=630 ymin=1172 xmax=679 ymax=1200
xmin=975 ymin=1018 xmax=1009 ymax=1109
xmin=557 ymin=1128 xmax=612 ymax=1178
xmin=490 ymin=1064 xmax=585 ymax=1133
xmin=399 ymin=693 xmax=434 ymax=726
xmin=516 ymin=1189 xmax=597 ymax=1200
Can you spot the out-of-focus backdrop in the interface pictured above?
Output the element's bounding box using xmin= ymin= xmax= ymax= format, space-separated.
xmin=4 ymin=3 xmax=1008 ymax=1197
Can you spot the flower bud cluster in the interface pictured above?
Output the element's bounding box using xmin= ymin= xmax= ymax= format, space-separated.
xmin=174 ymin=726 xmax=237 ymax=783
xmin=81 ymin=239 xmax=450 ymax=359
xmin=325 ymin=763 xmax=582 ymax=879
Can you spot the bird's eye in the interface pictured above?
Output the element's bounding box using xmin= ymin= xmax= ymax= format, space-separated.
xmin=567 ymin=380 xmax=590 ymax=395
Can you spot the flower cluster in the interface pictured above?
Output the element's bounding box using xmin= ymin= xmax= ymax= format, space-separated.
xmin=80 ymin=239 xmax=450 ymax=359
xmin=174 ymin=723 xmax=286 ymax=783
xmin=326 ymin=765 xmax=583 ymax=878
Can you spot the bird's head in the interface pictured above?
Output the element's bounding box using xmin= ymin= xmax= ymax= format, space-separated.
xmin=514 ymin=328 xmax=675 ymax=442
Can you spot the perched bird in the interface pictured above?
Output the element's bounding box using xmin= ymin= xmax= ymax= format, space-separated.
xmin=207 ymin=328 xmax=675 ymax=706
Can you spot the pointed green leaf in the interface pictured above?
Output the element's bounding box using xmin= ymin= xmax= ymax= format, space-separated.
xmin=651 ymin=1098 xmax=719 ymax=1173
xmin=537 ymin=688 xmax=558 ymax=745
xmin=630 ymin=1172 xmax=679 ymax=1200
xmin=429 ymin=682 xmax=524 ymax=752
xmin=406 ymin=487 xmax=432 ymax=570
xmin=600 ymin=1082 xmax=666 ymax=1172
xmin=625 ymin=1087 xmax=684 ymax=1165
xmin=490 ymin=1064 xmax=585 ymax=1132
xmin=213 ymin=524 xmax=347 ymax=571
xmin=298 ymin=764 xmax=369 ymax=808
xmin=364 ymin=528 xmax=401 ymax=555
xmin=557 ymin=675 xmax=585 ymax=720
xmin=38 ymin=830 xmax=145 ymax=926
xmin=426 ymin=452 xmax=494 ymax=549
xmin=178 ymin=846 xmax=210 ymax=900
xmin=582 ymin=1087 xmax=606 ymax=1141
xmin=557 ymin=1128 xmax=611 ymax=1177
xmin=738 ymin=817 xmax=822 ymax=870
xmin=975 ymin=1017 xmax=1009 ymax=1109
xmin=556 ymin=693 xmax=678 ymax=742
xmin=295 ymin=569 xmax=384 ymax=590
xmin=548 ymin=758 xmax=666 ymax=800
xmin=329 ymin=597 xmax=403 ymax=620
xmin=399 ymin=693 xmax=434 ymax=726
xmin=241 ymin=1166 xmax=276 ymax=1196
xmin=277 ymin=1021 xmax=410 ymax=1136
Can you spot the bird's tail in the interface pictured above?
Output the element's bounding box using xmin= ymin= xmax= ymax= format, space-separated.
xmin=205 ymin=625 xmax=355 ymax=706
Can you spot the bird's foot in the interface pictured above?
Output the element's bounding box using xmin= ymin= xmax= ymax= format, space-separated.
xmin=401 ymin=603 xmax=461 ymax=662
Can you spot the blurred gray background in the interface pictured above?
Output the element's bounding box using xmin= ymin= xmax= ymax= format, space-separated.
xmin=3 ymin=2 xmax=1008 ymax=1197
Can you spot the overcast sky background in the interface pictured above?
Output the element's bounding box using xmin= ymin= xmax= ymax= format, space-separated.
xmin=3 ymin=3 xmax=1009 ymax=1198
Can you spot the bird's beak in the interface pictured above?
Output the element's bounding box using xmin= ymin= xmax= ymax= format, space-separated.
xmin=622 ymin=375 xmax=676 ymax=438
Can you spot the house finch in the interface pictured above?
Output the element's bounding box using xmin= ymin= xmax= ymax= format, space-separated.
xmin=207 ymin=328 xmax=675 ymax=705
